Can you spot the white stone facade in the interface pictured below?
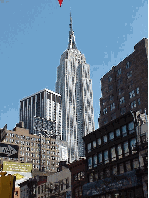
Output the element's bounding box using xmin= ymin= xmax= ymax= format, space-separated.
xmin=55 ymin=14 xmax=94 ymax=162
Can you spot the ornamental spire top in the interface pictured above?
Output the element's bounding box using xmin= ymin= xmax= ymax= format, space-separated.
xmin=68 ymin=12 xmax=77 ymax=50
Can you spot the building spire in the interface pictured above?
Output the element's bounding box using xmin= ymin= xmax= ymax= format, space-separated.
xmin=68 ymin=12 xmax=77 ymax=50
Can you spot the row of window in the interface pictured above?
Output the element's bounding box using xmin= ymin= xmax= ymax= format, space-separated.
xmin=88 ymin=138 xmax=136 ymax=169
xmin=87 ymin=122 xmax=135 ymax=153
xmin=88 ymin=158 xmax=139 ymax=183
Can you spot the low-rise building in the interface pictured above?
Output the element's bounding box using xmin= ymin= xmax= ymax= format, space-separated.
xmin=19 ymin=178 xmax=37 ymax=198
xmin=68 ymin=158 xmax=86 ymax=198
xmin=83 ymin=111 xmax=144 ymax=198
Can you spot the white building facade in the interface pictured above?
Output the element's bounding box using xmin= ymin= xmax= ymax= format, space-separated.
xmin=20 ymin=88 xmax=62 ymax=137
xmin=55 ymin=14 xmax=95 ymax=162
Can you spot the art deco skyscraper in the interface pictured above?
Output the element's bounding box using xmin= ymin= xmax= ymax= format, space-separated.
xmin=56 ymin=14 xmax=95 ymax=162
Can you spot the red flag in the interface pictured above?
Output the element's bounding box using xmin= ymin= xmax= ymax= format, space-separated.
xmin=58 ymin=0 xmax=63 ymax=7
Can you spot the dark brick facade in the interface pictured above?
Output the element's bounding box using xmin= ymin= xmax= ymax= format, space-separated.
xmin=99 ymin=38 xmax=148 ymax=127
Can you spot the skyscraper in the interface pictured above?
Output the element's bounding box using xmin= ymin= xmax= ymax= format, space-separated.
xmin=20 ymin=88 xmax=62 ymax=137
xmin=55 ymin=13 xmax=95 ymax=162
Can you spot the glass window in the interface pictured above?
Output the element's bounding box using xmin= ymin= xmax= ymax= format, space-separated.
xmin=122 ymin=125 xmax=127 ymax=137
xmin=113 ymin=166 xmax=117 ymax=175
xmin=120 ymin=107 xmax=126 ymax=115
xmin=97 ymin=138 xmax=101 ymax=145
xmin=133 ymin=159 xmax=139 ymax=169
xmin=105 ymin=168 xmax=110 ymax=177
xmin=117 ymin=144 xmax=122 ymax=159
xmin=125 ymin=161 xmax=131 ymax=172
xmin=111 ymin=112 xmax=116 ymax=121
xmin=130 ymin=138 xmax=136 ymax=153
xmin=117 ymin=68 xmax=121 ymax=76
xmin=110 ymin=95 xmax=114 ymax=101
xmin=123 ymin=141 xmax=129 ymax=156
xmin=98 ymin=152 xmax=102 ymax=163
xmin=127 ymin=71 xmax=132 ymax=79
xmin=120 ymin=96 xmax=125 ymax=104
xmin=136 ymin=87 xmax=139 ymax=94
xmin=103 ymin=108 xmax=108 ymax=115
xmin=93 ymin=155 xmax=97 ymax=168
xmin=111 ymin=147 xmax=116 ymax=161
xmin=117 ymin=78 xmax=123 ymax=86
xmin=109 ymin=132 xmax=114 ymax=140
xmin=109 ymin=76 xmax=112 ymax=82
xmin=116 ymin=129 xmax=120 ymax=137
xmin=129 ymin=90 xmax=135 ymax=98
xmin=118 ymin=88 xmax=124 ymax=96
xmin=126 ymin=61 xmax=130 ymax=69
xmin=94 ymin=172 xmax=98 ymax=181
xmin=93 ymin=140 xmax=96 ymax=148
xmin=131 ymin=100 xmax=136 ymax=109
xmin=128 ymin=122 xmax=134 ymax=134
xmin=87 ymin=143 xmax=91 ymax=153
xmin=88 ymin=157 xmax=92 ymax=169
xmin=89 ymin=173 xmax=93 ymax=183
xmin=109 ymin=85 xmax=113 ymax=91
xmin=110 ymin=103 xmax=115 ymax=111
xmin=78 ymin=172 xmax=80 ymax=180
xmin=138 ymin=98 xmax=141 ymax=105
xmin=119 ymin=163 xmax=124 ymax=174
xmin=104 ymin=150 xmax=109 ymax=164
xmin=103 ymin=135 xmax=107 ymax=143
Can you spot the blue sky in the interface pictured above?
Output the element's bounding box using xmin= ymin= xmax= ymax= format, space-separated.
xmin=0 ymin=0 xmax=148 ymax=130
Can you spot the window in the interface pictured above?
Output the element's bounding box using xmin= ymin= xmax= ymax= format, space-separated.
xmin=78 ymin=172 xmax=80 ymax=180
xmin=88 ymin=157 xmax=92 ymax=169
xmin=105 ymin=168 xmax=110 ymax=178
xmin=103 ymin=117 xmax=108 ymax=125
xmin=138 ymin=98 xmax=141 ymax=105
xmin=117 ymin=78 xmax=123 ymax=86
xmin=103 ymin=108 xmax=108 ymax=115
xmin=118 ymin=88 xmax=124 ymax=96
xmin=109 ymin=132 xmax=114 ymax=140
xmin=74 ymin=174 xmax=77 ymax=181
xmin=111 ymin=147 xmax=116 ymax=161
xmin=98 ymin=152 xmax=102 ymax=163
xmin=117 ymin=144 xmax=122 ymax=159
xmin=126 ymin=61 xmax=130 ymax=69
xmin=131 ymin=101 xmax=136 ymax=109
xmin=108 ymin=76 xmax=112 ymax=82
xmin=104 ymin=150 xmax=109 ymax=164
xmin=125 ymin=161 xmax=131 ymax=172
xmin=130 ymin=138 xmax=136 ymax=153
xmin=87 ymin=143 xmax=91 ymax=153
xmin=123 ymin=141 xmax=129 ymax=156
xmin=94 ymin=172 xmax=98 ymax=181
xmin=119 ymin=163 xmax=124 ymax=174
xmin=136 ymin=87 xmax=139 ymax=94
xmin=120 ymin=107 xmax=126 ymax=115
xmin=128 ymin=80 xmax=133 ymax=89
xmin=110 ymin=103 xmax=115 ymax=111
xmin=122 ymin=125 xmax=127 ymax=137
xmin=128 ymin=122 xmax=134 ymax=134
xmin=102 ymin=99 xmax=106 ymax=106
xmin=103 ymin=135 xmax=107 ymax=143
xmin=111 ymin=112 xmax=116 ymax=121
xmin=38 ymin=186 xmax=40 ymax=194
xmin=97 ymin=138 xmax=101 ymax=145
xmin=93 ymin=155 xmax=97 ymax=167
xmin=129 ymin=90 xmax=135 ymax=98
xmin=89 ymin=173 xmax=93 ymax=183
xmin=109 ymin=95 xmax=114 ymax=101
xmin=117 ymin=68 xmax=121 ymax=76
xmin=93 ymin=140 xmax=96 ymax=148
xmin=116 ymin=129 xmax=120 ymax=137
xmin=120 ymin=97 xmax=125 ymax=104
xmin=113 ymin=166 xmax=117 ymax=175
xmin=133 ymin=159 xmax=139 ymax=169
xmin=127 ymin=71 xmax=132 ymax=79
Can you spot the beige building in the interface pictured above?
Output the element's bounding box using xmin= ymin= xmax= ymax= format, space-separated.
xmin=1 ymin=122 xmax=60 ymax=172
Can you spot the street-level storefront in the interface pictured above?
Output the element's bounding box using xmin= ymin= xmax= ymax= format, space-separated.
xmin=83 ymin=170 xmax=144 ymax=198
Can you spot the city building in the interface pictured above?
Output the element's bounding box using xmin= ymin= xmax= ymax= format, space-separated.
xmin=55 ymin=13 xmax=95 ymax=162
xmin=99 ymin=38 xmax=148 ymax=127
xmin=20 ymin=88 xmax=62 ymax=137
xmin=68 ymin=158 xmax=86 ymax=198
xmin=133 ymin=111 xmax=148 ymax=198
xmin=19 ymin=178 xmax=37 ymax=198
xmin=45 ymin=161 xmax=71 ymax=197
xmin=36 ymin=179 xmax=47 ymax=198
xmin=1 ymin=123 xmax=60 ymax=172
xmin=83 ymin=111 xmax=145 ymax=198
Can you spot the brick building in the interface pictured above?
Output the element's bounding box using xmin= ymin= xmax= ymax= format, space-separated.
xmin=99 ymin=38 xmax=148 ymax=127
xmin=83 ymin=111 xmax=145 ymax=198
xmin=1 ymin=123 xmax=60 ymax=172
xmin=68 ymin=158 xmax=86 ymax=198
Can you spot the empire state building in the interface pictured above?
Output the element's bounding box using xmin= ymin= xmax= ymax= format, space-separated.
xmin=56 ymin=13 xmax=95 ymax=162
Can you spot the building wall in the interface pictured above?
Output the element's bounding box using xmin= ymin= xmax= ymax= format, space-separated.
xmin=1 ymin=127 xmax=59 ymax=172
xmin=99 ymin=38 xmax=148 ymax=127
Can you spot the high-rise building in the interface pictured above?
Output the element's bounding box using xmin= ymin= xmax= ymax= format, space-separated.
xmin=20 ymin=89 xmax=62 ymax=137
xmin=55 ymin=13 xmax=95 ymax=162
xmin=99 ymin=38 xmax=148 ymax=128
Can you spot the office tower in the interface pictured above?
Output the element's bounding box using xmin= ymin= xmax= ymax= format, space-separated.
xmin=55 ymin=14 xmax=95 ymax=162
xmin=20 ymin=89 xmax=62 ymax=137
xmin=99 ymin=38 xmax=148 ymax=127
